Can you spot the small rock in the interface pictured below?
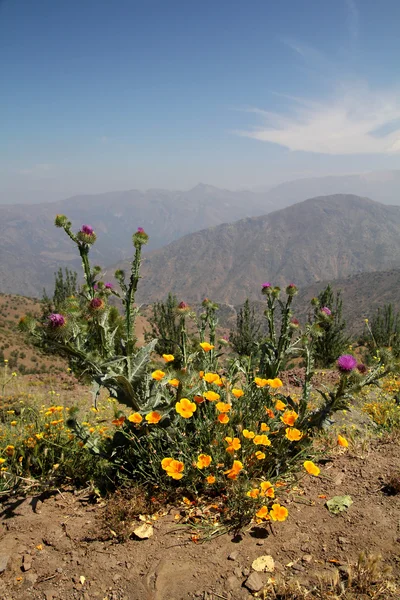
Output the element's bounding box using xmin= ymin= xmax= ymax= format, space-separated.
xmin=234 ymin=567 xmax=243 ymax=578
xmin=25 ymin=572 xmax=38 ymax=586
xmin=132 ymin=523 xmax=154 ymax=540
xmin=225 ymin=575 xmax=241 ymax=590
xmin=256 ymin=541 xmax=264 ymax=546
xmin=338 ymin=537 xmax=349 ymax=545
xmin=242 ymin=567 xmax=250 ymax=577
xmin=252 ymin=555 xmax=275 ymax=573
xmin=0 ymin=553 xmax=10 ymax=574
xmin=302 ymin=554 xmax=312 ymax=563
xmin=22 ymin=554 xmax=32 ymax=572
xmin=291 ymin=563 xmax=305 ymax=572
xmin=228 ymin=551 xmax=239 ymax=561
xmin=274 ymin=561 xmax=284 ymax=572
xmin=244 ymin=571 xmax=264 ymax=592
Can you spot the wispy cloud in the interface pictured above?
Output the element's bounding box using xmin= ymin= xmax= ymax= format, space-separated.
xmin=238 ymin=85 xmax=400 ymax=155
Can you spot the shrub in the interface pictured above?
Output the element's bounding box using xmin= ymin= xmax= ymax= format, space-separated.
xmin=312 ymin=285 xmax=349 ymax=367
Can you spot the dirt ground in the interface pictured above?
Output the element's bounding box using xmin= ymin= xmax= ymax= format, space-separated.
xmin=1 ymin=437 xmax=400 ymax=600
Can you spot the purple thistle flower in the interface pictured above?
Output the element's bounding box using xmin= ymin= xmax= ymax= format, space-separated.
xmin=262 ymin=282 xmax=271 ymax=289
xmin=81 ymin=224 xmax=94 ymax=235
xmin=178 ymin=301 xmax=189 ymax=309
xmin=357 ymin=363 xmax=367 ymax=374
xmin=337 ymin=354 xmax=357 ymax=373
xmin=137 ymin=227 xmax=145 ymax=234
xmin=321 ymin=306 xmax=332 ymax=316
xmin=105 ymin=282 xmax=113 ymax=289
xmin=93 ymin=283 xmax=99 ymax=290
xmin=90 ymin=297 xmax=104 ymax=310
xmin=48 ymin=313 xmax=66 ymax=328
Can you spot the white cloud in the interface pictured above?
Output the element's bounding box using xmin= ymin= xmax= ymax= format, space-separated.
xmin=238 ymin=85 xmax=400 ymax=155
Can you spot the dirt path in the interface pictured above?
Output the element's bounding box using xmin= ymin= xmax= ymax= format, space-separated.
xmin=1 ymin=438 xmax=399 ymax=600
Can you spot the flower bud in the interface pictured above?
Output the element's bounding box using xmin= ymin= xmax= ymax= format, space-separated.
xmin=54 ymin=214 xmax=68 ymax=228
xmin=133 ymin=227 xmax=149 ymax=247
xmin=286 ymin=283 xmax=298 ymax=296
xmin=261 ymin=282 xmax=272 ymax=295
xmin=321 ymin=306 xmax=332 ymax=316
xmin=48 ymin=313 xmax=66 ymax=328
xmin=89 ymin=297 xmax=105 ymax=311
xmin=77 ymin=224 xmax=97 ymax=245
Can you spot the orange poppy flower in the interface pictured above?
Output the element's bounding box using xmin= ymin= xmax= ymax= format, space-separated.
xmin=216 ymin=402 xmax=231 ymax=413
xmin=217 ymin=414 xmax=230 ymax=424
xmin=128 ymin=413 xmax=143 ymax=424
xmin=224 ymin=460 xmax=243 ymax=479
xmin=256 ymin=506 xmax=270 ymax=520
xmin=281 ymin=409 xmax=299 ymax=426
xmin=200 ymin=342 xmax=214 ymax=352
xmin=232 ymin=388 xmax=244 ymax=398
xmin=196 ymin=454 xmax=212 ymax=469
xmin=206 ymin=475 xmax=216 ymax=484
xmin=255 ymin=451 xmax=266 ymax=460
xmin=151 ymin=370 xmax=165 ymax=381
xmin=246 ymin=488 xmax=260 ymax=498
xmin=260 ymin=422 xmax=270 ymax=432
xmin=161 ymin=457 xmax=184 ymax=480
xmin=146 ymin=411 xmax=162 ymax=424
xmin=194 ymin=395 xmax=205 ymax=404
xmin=253 ymin=434 xmax=271 ymax=446
xmin=303 ymin=460 xmax=320 ymax=476
xmin=269 ymin=503 xmax=288 ymax=521
xmin=285 ymin=427 xmax=303 ymax=441
xmin=260 ymin=481 xmax=275 ymax=498
xmin=269 ymin=378 xmax=283 ymax=388
xmin=162 ymin=354 xmax=175 ymax=362
xmin=275 ymin=400 xmax=286 ymax=411
xmin=203 ymin=391 xmax=220 ymax=402
xmin=176 ymin=398 xmax=196 ymax=418
xmin=203 ymin=372 xmax=219 ymax=383
xmin=265 ymin=408 xmax=275 ymax=418
xmin=168 ymin=378 xmax=180 ymax=387
xmin=254 ymin=377 xmax=269 ymax=388
xmin=243 ymin=429 xmax=255 ymax=439
xmin=112 ymin=416 xmax=126 ymax=427
xmin=337 ymin=434 xmax=349 ymax=447
xmin=225 ymin=436 xmax=241 ymax=453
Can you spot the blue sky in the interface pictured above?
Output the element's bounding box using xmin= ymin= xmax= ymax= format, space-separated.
xmin=1 ymin=0 xmax=400 ymax=201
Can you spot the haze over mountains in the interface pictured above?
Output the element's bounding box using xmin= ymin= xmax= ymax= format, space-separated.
xmin=130 ymin=194 xmax=400 ymax=304
xmin=1 ymin=170 xmax=400 ymax=298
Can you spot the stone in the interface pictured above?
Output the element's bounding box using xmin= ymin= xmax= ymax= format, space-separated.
xmin=0 ymin=553 xmax=10 ymax=574
xmin=228 ymin=551 xmax=239 ymax=561
xmin=225 ymin=575 xmax=241 ymax=590
xmin=132 ymin=523 xmax=154 ymax=539
xmin=251 ymin=555 xmax=275 ymax=573
xmin=302 ymin=554 xmax=313 ymax=563
xmin=244 ymin=572 xmax=264 ymax=592
xmin=22 ymin=555 xmax=32 ymax=572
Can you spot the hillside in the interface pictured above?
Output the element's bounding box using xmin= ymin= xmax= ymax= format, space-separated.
xmin=123 ymin=194 xmax=400 ymax=304
xmin=0 ymin=185 xmax=270 ymax=297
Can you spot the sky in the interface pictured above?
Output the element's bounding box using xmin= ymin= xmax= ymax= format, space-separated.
xmin=2 ymin=0 xmax=400 ymax=202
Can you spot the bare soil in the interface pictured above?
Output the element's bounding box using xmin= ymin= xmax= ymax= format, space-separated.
xmin=1 ymin=438 xmax=399 ymax=600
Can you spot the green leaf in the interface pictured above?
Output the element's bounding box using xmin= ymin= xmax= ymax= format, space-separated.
xmin=326 ymin=495 xmax=353 ymax=515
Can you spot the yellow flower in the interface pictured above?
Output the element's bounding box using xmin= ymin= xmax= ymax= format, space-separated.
xmin=256 ymin=506 xmax=270 ymax=520
xmin=128 ymin=413 xmax=143 ymax=424
xmin=162 ymin=354 xmax=175 ymax=362
xmin=203 ymin=372 xmax=219 ymax=383
xmin=255 ymin=451 xmax=266 ymax=460
xmin=337 ymin=434 xmax=349 ymax=447
xmin=275 ymin=400 xmax=286 ymax=411
xmin=281 ymin=409 xmax=299 ymax=426
xmin=304 ymin=460 xmax=320 ymax=476
xmin=168 ymin=378 xmax=180 ymax=387
xmin=243 ymin=429 xmax=255 ymax=439
xmin=269 ymin=378 xmax=283 ymax=388
xmin=224 ymin=460 xmax=243 ymax=479
xmin=232 ymin=388 xmax=244 ymax=398
xmin=176 ymin=398 xmax=197 ymax=418
xmin=260 ymin=422 xmax=270 ymax=432
xmin=246 ymin=488 xmax=260 ymax=498
xmin=206 ymin=475 xmax=216 ymax=484
xmin=253 ymin=434 xmax=271 ymax=446
xmin=146 ymin=411 xmax=162 ymax=424
xmin=0 ymin=458 xmax=6 ymax=465
xmin=10 ymin=421 xmax=17 ymax=426
xmin=260 ymin=481 xmax=275 ymax=498
xmin=161 ymin=457 xmax=184 ymax=480
xmin=203 ymin=390 xmax=220 ymax=402
xmin=151 ymin=370 xmax=166 ymax=381
xmin=196 ymin=454 xmax=212 ymax=469
xmin=216 ymin=402 xmax=231 ymax=413
xmin=285 ymin=427 xmax=303 ymax=441
xmin=225 ymin=437 xmax=241 ymax=453
xmin=269 ymin=503 xmax=288 ymax=521
xmin=200 ymin=342 xmax=214 ymax=352
xmin=254 ymin=377 xmax=269 ymax=388
xmin=5 ymin=445 xmax=14 ymax=456
xmin=217 ymin=414 xmax=230 ymax=424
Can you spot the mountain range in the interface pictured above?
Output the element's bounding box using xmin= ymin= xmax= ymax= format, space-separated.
xmin=129 ymin=194 xmax=400 ymax=304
